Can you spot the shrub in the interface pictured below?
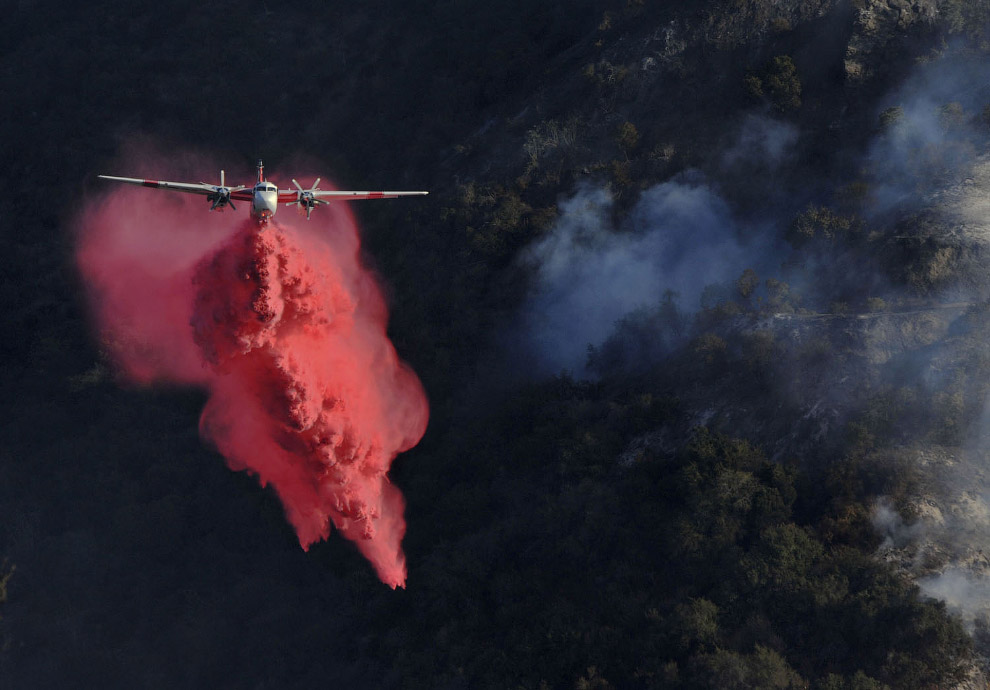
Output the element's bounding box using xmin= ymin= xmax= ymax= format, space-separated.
xmin=866 ymin=297 xmax=886 ymax=312
xmin=737 ymin=268 xmax=760 ymax=300
xmin=616 ymin=121 xmax=639 ymax=154
xmin=938 ymin=101 xmax=966 ymax=130
xmin=765 ymin=55 xmax=801 ymax=112
xmin=786 ymin=205 xmax=858 ymax=248
xmin=745 ymin=73 xmax=764 ymax=99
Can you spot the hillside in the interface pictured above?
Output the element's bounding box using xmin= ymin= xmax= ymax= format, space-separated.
xmin=5 ymin=0 xmax=990 ymax=688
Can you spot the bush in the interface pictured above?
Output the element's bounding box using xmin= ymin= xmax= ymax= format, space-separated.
xmin=786 ymin=205 xmax=858 ymax=248
xmin=693 ymin=333 xmax=729 ymax=366
xmin=939 ymin=101 xmax=966 ymax=130
xmin=737 ymin=268 xmax=760 ymax=300
xmin=865 ymin=297 xmax=886 ymax=312
xmin=616 ymin=121 xmax=639 ymax=154
xmin=878 ymin=106 xmax=903 ymax=131
xmin=765 ymin=55 xmax=802 ymax=112
xmin=745 ymin=73 xmax=764 ymax=99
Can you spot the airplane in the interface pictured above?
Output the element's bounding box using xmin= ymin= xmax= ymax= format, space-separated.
xmin=99 ymin=159 xmax=428 ymax=224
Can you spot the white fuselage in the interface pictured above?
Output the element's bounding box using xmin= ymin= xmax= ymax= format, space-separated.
xmin=252 ymin=183 xmax=279 ymax=221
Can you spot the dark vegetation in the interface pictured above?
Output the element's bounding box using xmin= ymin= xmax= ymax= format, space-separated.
xmin=4 ymin=0 xmax=990 ymax=687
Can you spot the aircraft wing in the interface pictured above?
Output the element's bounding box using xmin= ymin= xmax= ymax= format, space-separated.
xmin=98 ymin=175 xmax=217 ymax=195
xmin=277 ymin=189 xmax=429 ymax=202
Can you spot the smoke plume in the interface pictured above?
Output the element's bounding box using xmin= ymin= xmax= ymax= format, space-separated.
xmin=518 ymin=173 xmax=767 ymax=376
xmin=75 ymin=168 xmax=428 ymax=588
xmin=866 ymin=47 xmax=990 ymax=218
xmin=918 ymin=568 xmax=990 ymax=630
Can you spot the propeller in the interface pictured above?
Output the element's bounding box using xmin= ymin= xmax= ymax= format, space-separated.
xmin=202 ymin=170 xmax=244 ymax=211
xmin=287 ymin=178 xmax=328 ymax=220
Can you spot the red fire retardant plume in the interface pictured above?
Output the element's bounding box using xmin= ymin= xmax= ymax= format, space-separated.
xmin=75 ymin=174 xmax=428 ymax=588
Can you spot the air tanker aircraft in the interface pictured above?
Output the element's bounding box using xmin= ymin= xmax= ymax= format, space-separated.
xmin=99 ymin=159 xmax=428 ymax=223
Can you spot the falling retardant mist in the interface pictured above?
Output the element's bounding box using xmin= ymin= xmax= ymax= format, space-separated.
xmin=75 ymin=167 xmax=429 ymax=588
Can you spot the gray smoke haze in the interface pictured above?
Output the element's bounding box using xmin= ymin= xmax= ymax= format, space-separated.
xmin=872 ymin=497 xmax=925 ymax=550
xmin=863 ymin=53 xmax=990 ymax=632
xmin=516 ymin=112 xmax=799 ymax=377
xmin=919 ymin=568 xmax=990 ymax=630
xmin=721 ymin=113 xmax=799 ymax=171
xmin=518 ymin=174 xmax=766 ymax=376
xmin=866 ymin=48 xmax=990 ymax=218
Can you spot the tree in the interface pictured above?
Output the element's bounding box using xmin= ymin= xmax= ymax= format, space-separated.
xmin=765 ymin=56 xmax=802 ymax=112
xmin=617 ymin=121 xmax=639 ymax=154
xmin=693 ymin=647 xmax=805 ymax=689
xmin=737 ymin=268 xmax=760 ymax=300
xmin=877 ymin=106 xmax=903 ymax=131
xmin=786 ymin=205 xmax=857 ymax=248
xmin=673 ymin=598 xmax=720 ymax=653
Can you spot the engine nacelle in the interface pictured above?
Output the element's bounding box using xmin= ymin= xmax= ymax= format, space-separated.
xmin=207 ymin=187 xmax=233 ymax=211
xmin=290 ymin=178 xmax=324 ymax=220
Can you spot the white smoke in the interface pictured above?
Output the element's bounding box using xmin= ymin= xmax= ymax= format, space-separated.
xmin=866 ymin=48 xmax=990 ymax=218
xmin=515 ymin=110 xmax=799 ymax=377
xmin=919 ymin=568 xmax=990 ymax=628
xmin=518 ymin=173 xmax=765 ymax=376
xmin=872 ymin=497 xmax=924 ymax=549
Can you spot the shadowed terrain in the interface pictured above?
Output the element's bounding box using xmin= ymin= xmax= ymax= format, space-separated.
xmin=7 ymin=1 xmax=990 ymax=688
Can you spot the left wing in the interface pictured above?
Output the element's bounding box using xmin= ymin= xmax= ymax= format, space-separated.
xmin=98 ymin=175 xmax=217 ymax=195
xmin=99 ymin=172 xmax=247 ymax=211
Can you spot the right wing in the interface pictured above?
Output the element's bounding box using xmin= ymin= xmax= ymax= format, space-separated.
xmin=311 ymin=190 xmax=429 ymax=201
xmin=276 ymin=189 xmax=429 ymax=203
